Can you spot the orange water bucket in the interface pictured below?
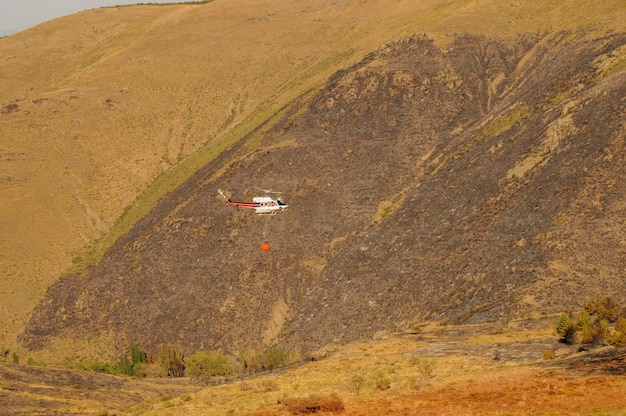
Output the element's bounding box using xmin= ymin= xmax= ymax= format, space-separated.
xmin=261 ymin=242 xmax=270 ymax=251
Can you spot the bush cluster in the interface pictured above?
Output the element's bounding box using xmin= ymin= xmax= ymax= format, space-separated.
xmin=184 ymin=350 xmax=233 ymax=379
xmin=63 ymin=343 xmax=301 ymax=380
xmin=557 ymin=296 xmax=626 ymax=346
xmin=76 ymin=343 xmax=148 ymax=376
xmin=239 ymin=347 xmax=301 ymax=373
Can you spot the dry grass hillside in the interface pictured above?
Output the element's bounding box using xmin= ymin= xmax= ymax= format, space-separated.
xmin=1 ymin=1 xmax=626 ymax=415
xmin=1 ymin=0 xmax=625 ymax=353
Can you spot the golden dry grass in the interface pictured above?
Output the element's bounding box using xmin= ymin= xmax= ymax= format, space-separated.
xmin=123 ymin=325 xmax=626 ymax=415
xmin=3 ymin=323 xmax=626 ymax=415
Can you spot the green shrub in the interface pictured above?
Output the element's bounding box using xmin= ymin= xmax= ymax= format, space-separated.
xmin=115 ymin=355 xmax=135 ymax=376
xmin=185 ymin=351 xmax=232 ymax=379
xmin=96 ymin=343 xmax=149 ymax=377
xmin=577 ymin=310 xmax=598 ymax=343
xmin=130 ymin=343 xmax=147 ymax=366
xmin=114 ymin=343 xmax=147 ymax=376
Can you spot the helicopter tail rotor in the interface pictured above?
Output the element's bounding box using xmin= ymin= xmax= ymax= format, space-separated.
xmin=217 ymin=189 xmax=231 ymax=202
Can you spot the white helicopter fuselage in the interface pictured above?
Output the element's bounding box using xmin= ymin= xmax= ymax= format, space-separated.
xmin=251 ymin=196 xmax=288 ymax=214
xmin=218 ymin=189 xmax=288 ymax=215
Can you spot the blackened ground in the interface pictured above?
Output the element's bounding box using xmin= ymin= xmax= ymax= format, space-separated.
xmin=21 ymin=31 xmax=626 ymax=359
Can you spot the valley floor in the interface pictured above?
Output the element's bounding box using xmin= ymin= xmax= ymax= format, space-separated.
xmin=1 ymin=322 xmax=625 ymax=415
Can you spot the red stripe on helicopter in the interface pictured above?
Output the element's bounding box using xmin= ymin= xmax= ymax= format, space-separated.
xmin=225 ymin=200 xmax=259 ymax=209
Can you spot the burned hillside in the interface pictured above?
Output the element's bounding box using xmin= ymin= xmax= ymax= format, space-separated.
xmin=21 ymin=31 xmax=626 ymax=356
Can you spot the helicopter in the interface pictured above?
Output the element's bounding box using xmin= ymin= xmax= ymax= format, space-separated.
xmin=218 ymin=189 xmax=288 ymax=215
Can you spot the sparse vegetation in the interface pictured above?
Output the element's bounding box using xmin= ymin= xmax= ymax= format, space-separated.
xmin=412 ymin=357 xmax=436 ymax=380
xmin=374 ymin=197 xmax=405 ymax=224
xmin=373 ymin=371 xmax=391 ymax=391
xmin=482 ymin=104 xmax=531 ymax=140
xmin=348 ymin=374 xmax=365 ymax=395
xmin=26 ymin=357 xmax=46 ymax=367
xmin=65 ymin=344 xmax=300 ymax=380
xmin=4 ymin=326 xmax=626 ymax=415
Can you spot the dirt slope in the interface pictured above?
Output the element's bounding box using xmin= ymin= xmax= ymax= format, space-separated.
xmin=20 ymin=31 xmax=626 ymax=359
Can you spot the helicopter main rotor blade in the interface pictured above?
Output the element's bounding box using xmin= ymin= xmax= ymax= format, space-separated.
xmin=253 ymin=186 xmax=282 ymax=195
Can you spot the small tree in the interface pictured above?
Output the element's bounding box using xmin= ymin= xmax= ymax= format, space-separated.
xmin=585 ymin=296 xmax=621 ymax=323
xmin=576 ymin=310 xmax=598 ymax=344
xmin=556 ymin=312 xmax=576 ymax=344
xmin=130 ymin=343 xmax=147 ymax=367
xmin=610 ymin=317 xmax=626 ymax=346
xmin=115 ymin=343 xmax=148 ymax=376
xmin=116 ymin=355 xmax=134 ymax=376
xmin=158 ymin=345 xmax=184 ymax=377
